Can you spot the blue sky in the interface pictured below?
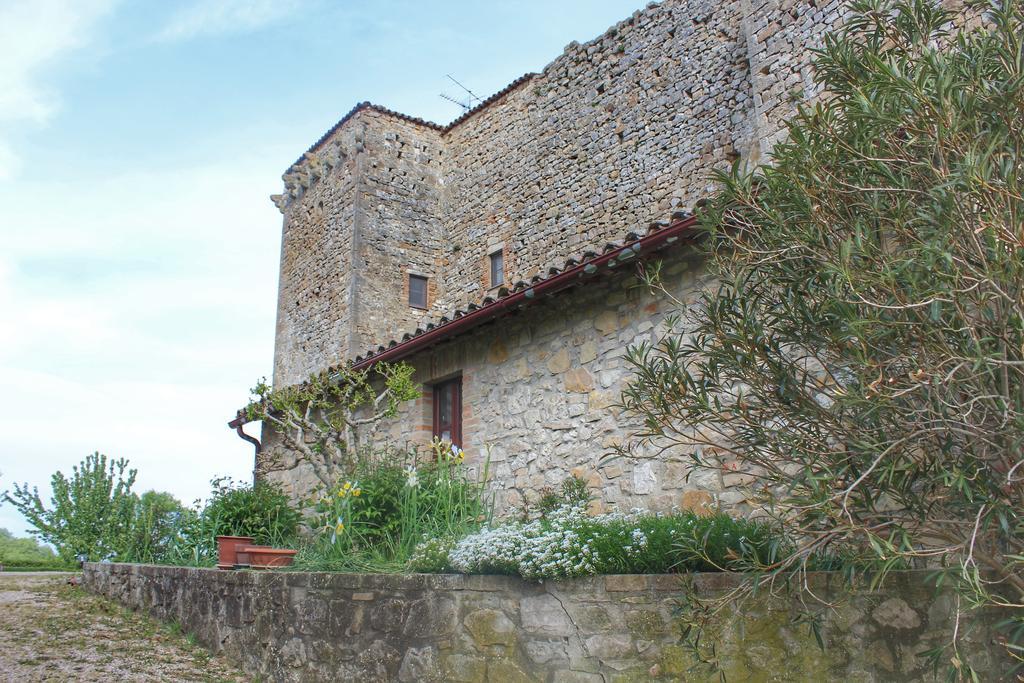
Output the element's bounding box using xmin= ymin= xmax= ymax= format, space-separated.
xmin=0 ymin=0 xmax=648 ymax=536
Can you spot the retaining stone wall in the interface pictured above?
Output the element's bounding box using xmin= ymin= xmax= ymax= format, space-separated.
xmin=83 ymin=563 xmax=1009 ymax=682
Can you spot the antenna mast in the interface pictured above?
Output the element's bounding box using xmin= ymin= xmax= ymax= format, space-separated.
xmin=439 ymin=74 xmax=482 ymax=112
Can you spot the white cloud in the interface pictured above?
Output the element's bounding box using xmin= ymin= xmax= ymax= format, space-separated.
xmin=155 ymin=0 xmax=304 ymax=42
xmin=0 ymin=0 xmax=116 ymax=179
xmin=0 ymin=154 xmax=283 ymax=536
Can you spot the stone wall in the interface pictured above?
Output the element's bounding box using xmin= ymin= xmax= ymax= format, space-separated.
xmin=262 ymin=0 xmax=988 ymax=506
xmin=83 ymin=563 xmax=1009 ymax=682
xmin=434 ymin=0 xmax=751 ymax=315
xmin=272 ymin=108 xmax=446 ymax=386
xmin=264 ymin=244 xmax=725 ymax=516
xmin=270 ymin=0 xmax=867 ymax=383
xmin=270 ymin=0 xmax=986 ymax=380
xmin=352 ymin=110 xmax=447 ymax=355
xmin=271 ymin=126 xmax=360 ymax=387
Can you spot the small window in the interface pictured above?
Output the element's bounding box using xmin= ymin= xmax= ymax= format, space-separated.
xmin=409 ymin=274 xmax=428 ymax=309
xmin=433 ymin=377 xmax=462 ymax=447
xmin=489 ymin=250 xmax=504 ymax=288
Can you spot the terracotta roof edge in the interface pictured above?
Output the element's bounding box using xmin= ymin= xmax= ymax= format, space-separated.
xmin=285 ymin=71 xmax=540 ymax=176
xmin=441 ymin=72 xmax=539 ymax=132
xmin=285 ymin=102 xmax=445 ymax=174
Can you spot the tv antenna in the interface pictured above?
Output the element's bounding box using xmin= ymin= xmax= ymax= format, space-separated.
xmin=439 ymin=74 xmax=482 ymax=112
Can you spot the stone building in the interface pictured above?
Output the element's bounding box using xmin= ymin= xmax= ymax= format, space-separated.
xmin=235 ymin=0 xmax=891 ymax=513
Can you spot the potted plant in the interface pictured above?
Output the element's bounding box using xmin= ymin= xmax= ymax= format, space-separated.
xmin=243 ymin=546 xmax=297 ymax=569
xmin=215 ymin=535 xmax=254 ymax=570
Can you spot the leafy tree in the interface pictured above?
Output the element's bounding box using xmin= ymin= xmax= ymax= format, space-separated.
xmin=621 ymin=0 xmax=1022 ymax=674
xmin=246 ymin=361 xmax=418 ymax=490
xmin=122 ymin=490 xmax=194 ymax=564
xmin=3 ymin=452 xmax=137 ymax=563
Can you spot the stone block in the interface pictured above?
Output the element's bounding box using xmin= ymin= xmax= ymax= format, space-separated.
xmin=594 ymin=311 xmax=619 ymax=335
xmin=584 ymin=633 xmax=634 ymax=659
xmin=442 ymin=654 xmax=488 ymax=683
xmin=624 ymin=609 xmax=670 ymax=638
xmin=579 ymin=341 xmax=598 ymax=363
xmin=356 ymin=639 xmax=401 ymax=679
xmin=564 ymin=368 xmax=594 ymax=393
xmin=567 ymin=604 xmax=615 ymax=633
xmin=370 ymin=598 xmax=409 ymax=633
xmin=552 ymin=672 xmax=604 ymax=683
xmin=488 ymin=339 xmax=510 ymax=364
xmin=524 ymin=639 xmax=569 ymax=665
xmin=464 ymin=608 xmax=517 ymax=647
xmin=632 ymin=461 xmax=657 ymax=494
xmin=872 ymin=597 xmax=922 ymax=631
xmin=486 ymin=658 xmax=535 ymax=683
xmin=604 ymin=575 xmax=648 ymax=592
xmin=679 ymin=489 xmax=715 ymax=515
xmin=404 ymin=597 xmax=456 ymax=638
xmin=520 ymin=594 xmax=574 ymax=636
xmin=547 ymin=348 xmax=571 ymax=374
xmin=398 ymin=646 xmax=441 ymax=682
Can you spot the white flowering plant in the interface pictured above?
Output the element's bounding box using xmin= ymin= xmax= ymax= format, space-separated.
xmin=418 ymin=500 xmax=782 ymax=580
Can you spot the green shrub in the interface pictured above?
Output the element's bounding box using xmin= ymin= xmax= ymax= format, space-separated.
xmin=619 ymin=2 xmax=1024 ymax=672
xmin=535 ymin=475 xmax=591 ymax=517
xmin=201 ymin=477 xmax=300 ymax=546
xmin=121 ymin=491 xmax=195 ymax=564
xmin=147 ymin=478 xmax=300 ymax=567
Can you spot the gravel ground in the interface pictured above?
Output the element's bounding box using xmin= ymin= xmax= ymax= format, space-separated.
xmin=0 ymin=572 xmax=248 ymax=682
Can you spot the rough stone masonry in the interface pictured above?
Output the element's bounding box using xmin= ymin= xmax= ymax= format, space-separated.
xmin=258 ymin=0 xmax=982 ymax=513
xmin=84 ymin=563 xmax=1009 ymax=682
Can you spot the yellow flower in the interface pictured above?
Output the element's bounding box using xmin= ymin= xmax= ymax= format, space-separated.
xmin=335 ymin=522 xmax=344 ymax=533
xmin=343 ymin=481 xmax=352 ymax=490
xmin=352 ymin=488 xmax=362 ymax=497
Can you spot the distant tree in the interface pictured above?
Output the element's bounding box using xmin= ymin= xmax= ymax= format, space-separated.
xmin=3 ymin=452 xmax=137 ymax=563
xmin=622 ymin=0 xmax=1022 ymax=675
xmin=0 ymin=528 xmax=65 ymax=569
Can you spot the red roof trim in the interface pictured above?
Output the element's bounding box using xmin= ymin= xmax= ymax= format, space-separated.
xmin=351 ymin=214 xmax=699 ymax=371
xmin=229 ymin=213 xmax=699 ymax=428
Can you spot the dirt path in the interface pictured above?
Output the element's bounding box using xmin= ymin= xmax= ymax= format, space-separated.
xmin=0 ymin=572 xmax=248 ymax=682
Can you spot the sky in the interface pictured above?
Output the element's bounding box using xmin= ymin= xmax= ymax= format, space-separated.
xmin=0 ymin=0 xmax=649 ymax=536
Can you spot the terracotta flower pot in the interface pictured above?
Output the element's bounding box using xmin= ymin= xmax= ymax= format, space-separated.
xmin=215 ymin=535 xmax=254 ymax=570
xmin=243 ymin=546 xmax=297 ymax=570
